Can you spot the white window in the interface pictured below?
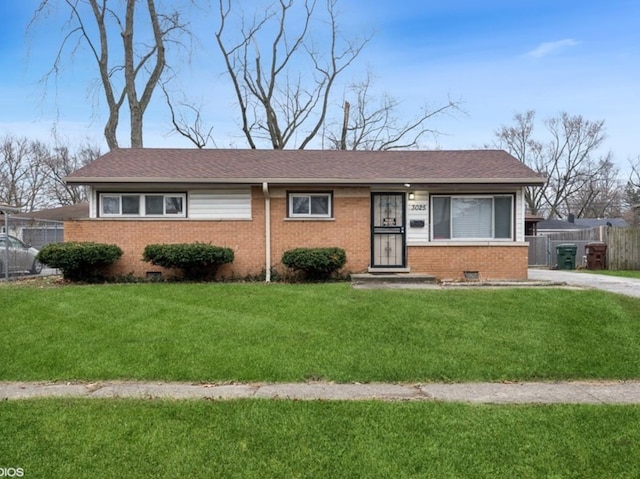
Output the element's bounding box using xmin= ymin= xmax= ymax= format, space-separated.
xmin=432 ymin=195 xmax=513 ymax=240
xmin=100 ymin=193 xmax=185 ymax=217
xmin=288 ymin=192 xmax=332 ymax=218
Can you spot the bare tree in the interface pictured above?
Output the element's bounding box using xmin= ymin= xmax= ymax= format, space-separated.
xmin=623 ymin=157 xmax=640 ymax=225
xmin=496 ymin=111 xmax=607 ymax=218
xmin=0 ymin=135 xmax=52 ymax=211
xmin=565 ymin=154 xmax=622 ymax=218
xmin=45 ymin=141 xmax=99 ymax=205
xmin=542 ymin=113 xmax=607 ymax=218
xmin=325 ymin=72 xmax=461 ymax=150
xmin=215 ymin=0 xmax=370 ymax=149
xmin=495 ymin=111 xmax=547 ymax=216
xmin=31 ymin=0 xmax=189 ymax=149
xmin=161 ymin=82 xmax=216 ymax=149
xmin=0 ymin=134 xmax=98 ymax=210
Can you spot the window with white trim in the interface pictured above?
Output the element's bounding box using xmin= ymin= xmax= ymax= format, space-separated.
xmin=100 ymin=193 xmax=186 ymax=217
xmin=288 ymin=192 xmax=332 ymax=218
xmin=432 ymin=195 xmax=513 ymax=240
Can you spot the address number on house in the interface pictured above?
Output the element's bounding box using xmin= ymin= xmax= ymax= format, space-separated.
xmin=410 ymin=204 xmax=427 ymax=211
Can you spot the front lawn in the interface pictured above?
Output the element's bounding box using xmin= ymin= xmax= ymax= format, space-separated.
xmin=2 ymin=283 xmax=640 ymax=382
xmin=1 ymin=399 xmax=639 ymax=478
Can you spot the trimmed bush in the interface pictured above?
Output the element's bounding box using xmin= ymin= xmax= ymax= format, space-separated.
xmin=281 ymin=247 xmax=346 ymax=280
xmin=143 ymin=243 xmax=234 ymax=281
xmin=36 ymin=242 xmax=123 ymax=282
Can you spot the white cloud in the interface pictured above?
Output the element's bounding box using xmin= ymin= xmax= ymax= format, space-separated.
xmin=527 ymin=39 xmax=580 ymax=58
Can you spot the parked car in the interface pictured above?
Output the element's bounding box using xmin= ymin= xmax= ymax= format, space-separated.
xmin=0 ymin=234 xmax=43 ymax=275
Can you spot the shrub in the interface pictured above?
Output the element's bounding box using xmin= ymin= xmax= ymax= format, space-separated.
xmin=142 ymin=243 xmax=234 ymax=281
xmin=36 ymin=242 xmax=123 ymax=282
xmin=281 ymin=247 xmax=346 ymax=280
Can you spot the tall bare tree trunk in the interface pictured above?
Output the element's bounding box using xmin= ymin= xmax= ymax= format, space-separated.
xmin=339 ymin=101 xmax=350 ymax=150
xmin=32 ymin=0 xmax=186 ymax=150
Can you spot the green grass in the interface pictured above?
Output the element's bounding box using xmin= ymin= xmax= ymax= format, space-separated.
xmin=2 ymin=283 xmax=640 ymax=382
xmin=580 ymin=269 xmax=640 ymax=279
xmin=1 ymin=398 xmax=639 ymax=478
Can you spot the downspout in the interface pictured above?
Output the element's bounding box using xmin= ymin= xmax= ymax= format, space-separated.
xmin=262 ymin=182 xmax=271 ymax=283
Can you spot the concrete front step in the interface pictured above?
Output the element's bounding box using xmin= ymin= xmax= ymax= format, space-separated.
xmin=351 ymin=273 xmax=437 ymax=287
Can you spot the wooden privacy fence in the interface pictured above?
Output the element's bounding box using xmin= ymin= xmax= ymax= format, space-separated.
xmin=607 ymin=227 xmax=640 ymax=270
xmin=527 ymin=227 xmax=640 ymax=270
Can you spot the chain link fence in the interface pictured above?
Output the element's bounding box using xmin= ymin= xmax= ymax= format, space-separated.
xmin=1 ymin=213 xmax=63 ymax=280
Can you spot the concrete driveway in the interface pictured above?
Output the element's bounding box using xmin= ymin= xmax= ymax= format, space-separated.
xmin=528 ymin=269 xmax=640 ymax=298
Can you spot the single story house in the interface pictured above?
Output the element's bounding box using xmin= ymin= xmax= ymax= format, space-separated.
xmin=64 ymin=148 xmax=545 ymax=281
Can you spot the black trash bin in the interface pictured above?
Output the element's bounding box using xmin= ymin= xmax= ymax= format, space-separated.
xmin=585 ymin=242 xmax=607 ymax=270
xmin=556 ymin=244 xmax=577 ymax=270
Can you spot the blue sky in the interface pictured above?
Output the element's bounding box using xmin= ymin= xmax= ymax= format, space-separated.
xmin=1 ymin=1 xmax=638 ymax=176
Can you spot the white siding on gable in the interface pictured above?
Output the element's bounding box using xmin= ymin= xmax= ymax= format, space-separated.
xmin=189 ymin=188 xmax=252 ymax=219
xmin=407 ymin=190 xmax=429 ymax=245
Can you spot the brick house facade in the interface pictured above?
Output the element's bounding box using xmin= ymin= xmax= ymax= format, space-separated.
xmin=64 ymin=149 xmax=544 ymax=281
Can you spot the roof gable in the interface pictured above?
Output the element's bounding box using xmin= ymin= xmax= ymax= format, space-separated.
xmin=65 ymin=148 xmax=545 ymax=186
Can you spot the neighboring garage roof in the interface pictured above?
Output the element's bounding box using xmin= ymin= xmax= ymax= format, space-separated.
xmin=0 ymin=203 xmax=90 ymax=222
xmin=537 ymin=217 xmax=631 ymax=231
xmin=25 ymin=203 xmax=90 ymax=221
xmin=574 ymin=218 xmax=630 ymax=228
xmin=537 ymin=219 xmax=588 ymax=231
xmin=65 ymin=148 xmax=546 ymax=186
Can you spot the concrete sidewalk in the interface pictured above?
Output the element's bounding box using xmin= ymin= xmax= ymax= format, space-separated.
xmin=3 ymin=380 xmax=640 ymax=404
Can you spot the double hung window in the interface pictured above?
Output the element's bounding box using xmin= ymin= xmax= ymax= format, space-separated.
xmin=432 ymin=195 xmax=513 ymax=240
xmin=100 ymin=193 xmax=185 ymax=217
xmin=288 ymin=192 xmax=332 ymax=218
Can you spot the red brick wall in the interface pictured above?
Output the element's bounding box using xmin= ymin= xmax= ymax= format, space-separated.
xmin=64 ymin=187 xmax=372 ymax=278
xmin=268 ymin=192 xmax=370 ymax=274
xmin=64 ymin=188 xmax=266 ymax=278
xmin=408 ymin=244 xmax=529 ymax=280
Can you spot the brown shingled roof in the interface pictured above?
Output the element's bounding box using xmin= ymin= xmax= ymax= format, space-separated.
xmin=65 ymin=148 xmax=545 ymax=185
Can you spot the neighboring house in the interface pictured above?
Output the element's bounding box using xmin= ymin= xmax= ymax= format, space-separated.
xmin=536 ymin=219 xmax=588 ymax=236
xmin=64 ymin=149 xmax=545 ymax=281
xmin=574 ymin=218 xmax=629 ymax=228
xmin=525 ymin=214 xmax=544 ymax=236
xmin=536 ymin=216 xmax=630 ymax=236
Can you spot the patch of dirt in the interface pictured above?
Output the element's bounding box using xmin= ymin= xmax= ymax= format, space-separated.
xmin=0 ymin=275 xmax=66 ymax=288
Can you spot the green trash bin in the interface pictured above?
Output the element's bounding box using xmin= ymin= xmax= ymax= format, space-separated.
xmin=556 ymin=244 xmax=577 ymax=270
